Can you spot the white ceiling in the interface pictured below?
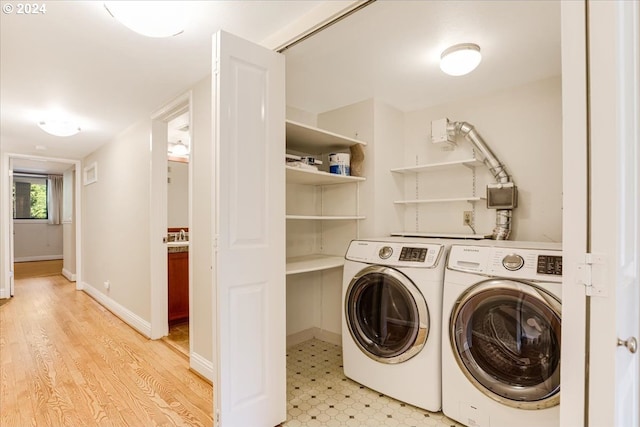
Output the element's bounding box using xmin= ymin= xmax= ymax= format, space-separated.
xmin=285 ymin=0 xmax=560 ymax=114
xmin=1 ymin=0 xmax=325 ymax=166
xmin=2 ymin=0 xmax=561 ymax=174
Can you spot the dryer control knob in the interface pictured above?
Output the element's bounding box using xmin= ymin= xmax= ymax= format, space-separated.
xmin=502 ymin=254 xmax=524 ymax=271
xmin=379 ymin=246 xmax=393 ymax=259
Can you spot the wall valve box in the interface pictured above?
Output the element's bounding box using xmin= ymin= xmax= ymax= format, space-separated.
xmin=431 ymin=118 xmax=456 ymax=146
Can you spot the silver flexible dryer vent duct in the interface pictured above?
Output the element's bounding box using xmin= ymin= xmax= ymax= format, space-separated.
xmin=447 ymin=121 xmax=515 ymax=240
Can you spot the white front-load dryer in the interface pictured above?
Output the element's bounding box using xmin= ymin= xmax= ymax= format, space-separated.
xmin=342 ymin=238 xmax=448 ymax=411
xmin=442 ymin=243 xmax=563 ymax=427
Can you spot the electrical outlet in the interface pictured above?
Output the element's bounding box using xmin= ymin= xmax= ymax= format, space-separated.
xmin=463 ymin=211 xmax=474 ymax=226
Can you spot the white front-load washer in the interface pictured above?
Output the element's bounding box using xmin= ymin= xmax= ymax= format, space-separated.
xmin=442 ymin=243 xmax=563 ymax=427
xmin=342 ymin=237 xmax=449 ymax=411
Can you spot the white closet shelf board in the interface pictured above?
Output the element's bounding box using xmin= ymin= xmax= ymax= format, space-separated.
xmin=286 ymin=120 xmax=367 ymax=154
xmin=391 ymin=231 xmax=493 ymax=240
xmin=393 ymin=197 xmax=486 ymax=204
xmin=286 ymin=254 xmax=344 ymax=275
xmin=286 ymin=215 xmax=366 ymax=220
xmin=286 ymin=166 xmax=366 ymax=185
xmin=390 ymin=158 xmax=483 ymax=174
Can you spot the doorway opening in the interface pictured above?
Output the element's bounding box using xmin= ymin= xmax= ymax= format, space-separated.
xmin=149 ymin=92 xmax=193 ymax=356
xmin=165 ymin=111 xmax=191 ymax=355
xmin=2 ymin=154 xmax=82 ymax=298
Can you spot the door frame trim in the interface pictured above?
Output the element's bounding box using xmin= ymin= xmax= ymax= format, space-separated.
xmin=149 ymin=91 xmax=193 ymax=340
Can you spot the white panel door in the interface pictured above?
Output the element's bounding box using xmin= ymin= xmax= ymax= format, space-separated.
xmin=613 ymin=1 xmax=640 ymax=425
xmin=212 ymin=30 xmax=286 ymax=427
xmin=8 ymin=157 xmax=14 ymax=296
xmin=588 ymin=1 xmax=640 ymax=426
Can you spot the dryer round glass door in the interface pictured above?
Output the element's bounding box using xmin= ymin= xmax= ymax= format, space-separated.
xmin=450 ymin=279 xmax=561 ymax=409
xmin=345 ymin=265 xmax=429 ymax=364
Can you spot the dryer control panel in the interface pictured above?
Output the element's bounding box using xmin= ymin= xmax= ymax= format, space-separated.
xmin=447 ymin=245 xmax=563 ymax=282
xmin=346 ymin=240 xmax=444 ymax=268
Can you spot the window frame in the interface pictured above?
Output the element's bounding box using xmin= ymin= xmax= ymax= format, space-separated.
xmin=12 ymin=173 xmax=49 ymax=221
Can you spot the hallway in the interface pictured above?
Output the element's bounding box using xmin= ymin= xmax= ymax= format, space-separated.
xmin=0 ymin=273 xmax=213 ymax=426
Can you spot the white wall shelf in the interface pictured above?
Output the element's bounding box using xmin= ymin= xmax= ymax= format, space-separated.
xmin=286 ymin=215 xmax=366 ymax=221
xmin=394 ymin=197 xmax=485 ymax=205
xmin=286 ymin=120 xmax=367 ymax=154
xmin=286 ymin=254 xmax=345 ymax=275
xmin=390 ymin=158 xmax=482 ymax=174
xmin=286 ymin=166 xmax=365 ymax=185
xmin=391 ymin=231 xmax=492 ymax=239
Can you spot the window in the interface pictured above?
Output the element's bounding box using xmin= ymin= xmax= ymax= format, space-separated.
xmin=13 ymin=174 xmax=48 ymax=220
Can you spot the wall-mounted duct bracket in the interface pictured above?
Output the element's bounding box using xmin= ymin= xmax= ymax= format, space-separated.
xmin=487 ymin=182 xmax=518 ymax=209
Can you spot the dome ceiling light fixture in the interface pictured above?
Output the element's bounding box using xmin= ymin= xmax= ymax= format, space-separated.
xmin=439 ymin=43 xmax=482 ymax=76
xmin=103 ymin=1 xmax=186 ymax=38
xmin=37 ymin=118 xmax=81 ymax=137
xmin=169 ymin=140 xmax=189 ymax=156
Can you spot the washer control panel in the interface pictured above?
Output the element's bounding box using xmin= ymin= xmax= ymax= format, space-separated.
xmin=536 ymin=255 xmax=563 ymax=276
xmin=399 ymin=247 xmax=429 ymax=262
xmin=448 ymin=244 xmax=563 ymax=282
xmin=346 ymin=240 xmax=444 ymax=268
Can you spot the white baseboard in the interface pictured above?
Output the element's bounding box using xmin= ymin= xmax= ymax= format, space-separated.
xmin=62 ymin=268 xmax=76 ymax=282
xmin=82 ymin=281 xmax=152 ymax=338
xmin=15 ymin=255 xmax=63 ymax=262
xmin=0 ymin=288 xmax=10 ymax=299
xmin=190 ymin=351 xmax=214 ymax=382
xmin=287 ymin=327 xmax=341 ymax=348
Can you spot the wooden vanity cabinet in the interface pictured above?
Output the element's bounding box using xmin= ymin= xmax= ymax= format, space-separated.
xmin=168 ymin=251 xmax=189 ymax=324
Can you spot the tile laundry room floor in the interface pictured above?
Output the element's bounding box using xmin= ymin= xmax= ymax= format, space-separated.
xmin=284 ymin=339 xmax=464 ymax=427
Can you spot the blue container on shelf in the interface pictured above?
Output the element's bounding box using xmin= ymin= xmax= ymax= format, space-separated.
xmin=329 ymin=153 xmax=350 ymax=176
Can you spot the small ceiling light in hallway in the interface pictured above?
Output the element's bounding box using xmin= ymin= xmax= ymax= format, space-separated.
xmin=104 ymin=1 xmax=186 ymax=38
xmin=440 ymin=43 xmax=482 ymax=76
xmin=37 ymin=119 xmax=81 ymax=137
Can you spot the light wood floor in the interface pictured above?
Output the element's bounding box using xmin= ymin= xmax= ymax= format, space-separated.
xmin=13 ymin=259 xmax=63 ymax=279
xmin=0 ymin=274 xmax=213 ymax=426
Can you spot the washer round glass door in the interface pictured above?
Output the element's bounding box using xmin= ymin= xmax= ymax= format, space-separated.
xmin=450 ymin=279 xmax=561 ymax=409
xmin=345 ymin=265 xmax=429 ymax=364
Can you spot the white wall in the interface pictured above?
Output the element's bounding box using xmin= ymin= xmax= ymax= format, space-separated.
xmin=167 ymin=160 xmax=188 ymax=228
xmin=82 ymin=119 xmax=152 ymax=321
xmin=286 ymin=106 xmax=317 ymax=127
xmin=190 ymin=75 xmax=214 ymax=366
xmin=78 ymin=75 xmax=213 ymax=377
xmin=13 ymin=222 xmax=63 ymax=262
xmin=319 ymin=99 xmax=404 ymax=240
xmin=403 ymin=76 xmax=562 ymax=242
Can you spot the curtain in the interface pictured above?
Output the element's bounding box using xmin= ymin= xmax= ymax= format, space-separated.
xmin=48 ymin=175 xmax=63 ymax=225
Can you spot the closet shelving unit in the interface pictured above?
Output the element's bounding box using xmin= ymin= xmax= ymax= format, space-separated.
xmin=391 ymin=157 xmax=488 ymax=238
xmin=285 ymin=120 xmax=367 ymax=276
xmin=391 ymin=158 xmax=484 ymax=204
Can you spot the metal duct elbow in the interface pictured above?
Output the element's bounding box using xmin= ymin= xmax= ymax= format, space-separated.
xmin=447 ymin=121 xmax=514 ymax=240
xmin=449 ymin=121 xmax=510 ymax=183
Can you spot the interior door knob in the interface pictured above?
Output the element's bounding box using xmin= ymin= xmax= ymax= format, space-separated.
xmin=617 ymin=336 xmax=638 ymax=354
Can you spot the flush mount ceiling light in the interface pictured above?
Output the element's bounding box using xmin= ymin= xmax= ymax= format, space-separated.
xmin=440 ymin=43 xmax=482 ymax=76
xmin=169 ymin=140 xmax=189 ymax=156
xmin=37 ymin=119 xmax=81 ymax=137
xmin=103 ymin=1 xmax=186 ymax=38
